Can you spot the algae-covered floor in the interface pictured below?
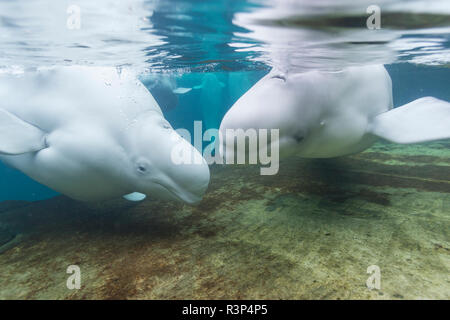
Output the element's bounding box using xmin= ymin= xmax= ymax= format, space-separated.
xmin=0 ymin=141 xmax=449 ymax=299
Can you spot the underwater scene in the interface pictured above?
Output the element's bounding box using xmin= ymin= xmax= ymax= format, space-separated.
xmin=0 ymin=0 xmax=449 ymax=301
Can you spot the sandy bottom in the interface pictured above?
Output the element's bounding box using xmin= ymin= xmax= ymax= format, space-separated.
xmin=0 ymin=141 xmax=449 ymax=299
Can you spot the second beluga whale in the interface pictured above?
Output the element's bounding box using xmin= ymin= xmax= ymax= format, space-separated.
xmin=0 ymin=66 xmax=210 ymax=203
xmin=219 ymin=65 xmax=450 ymax=160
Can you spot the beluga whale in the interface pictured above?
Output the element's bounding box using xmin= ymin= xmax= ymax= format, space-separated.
xmin=0 ymin=66 xmax=210 ymax=203
xmin=219 ymin=65 xmax=450 ymax=160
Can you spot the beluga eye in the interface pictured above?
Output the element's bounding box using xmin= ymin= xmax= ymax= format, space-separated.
xmin=271 ymin=74 xmax=286 ymax=82
xmin=293 ymin=134 xmax=304 ymax=143
xmin=135 ymin=159 xmax=150 ymax=175
xmin=160 ymin=120 xmax=171 ymax=130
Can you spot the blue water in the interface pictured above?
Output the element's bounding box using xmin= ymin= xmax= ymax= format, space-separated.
xmin=0 ymin=0 xmax=449 ymax=201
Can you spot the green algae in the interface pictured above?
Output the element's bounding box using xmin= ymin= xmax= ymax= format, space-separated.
xmin=0 ymin=141 xmax=448 ymax=299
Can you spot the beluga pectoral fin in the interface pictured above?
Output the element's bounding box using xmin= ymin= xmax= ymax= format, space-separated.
xmin=123 ymin=192 xmax=147 ymax=202
xmin=172 ymin=87 xmax=192 ymax=94
xmin=368 ymin=97 xmax=450 ymax=144
xmin=0 ymin=108 xmax=47 ymax=155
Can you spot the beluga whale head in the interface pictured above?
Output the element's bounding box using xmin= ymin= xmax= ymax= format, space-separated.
xmin=219 ymin=69 xmax=312 ymax=160
xmin=123 ymin=108 xmax=210 ymax=204
xmin=0 ymin=66 xmax=210 ymax=203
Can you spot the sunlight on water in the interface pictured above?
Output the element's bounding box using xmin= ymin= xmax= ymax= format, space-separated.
xmin=232 ymin=0 xmax=450 ymax=72
xmin=0 ymin=0 xmax=163 ymax=72
xmin=0 ymin=0 xmax=449 ymax=73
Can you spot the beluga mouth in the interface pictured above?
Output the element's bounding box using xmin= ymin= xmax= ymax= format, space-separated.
xmin=156 ymin=180 xmax=206 ymax=204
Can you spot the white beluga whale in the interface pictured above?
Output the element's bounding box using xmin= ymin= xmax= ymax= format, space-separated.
xmin=219 ymin=64 xmax=450 ymax=160
xmin=0 ymin=66 xmax=210 ymax=203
